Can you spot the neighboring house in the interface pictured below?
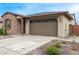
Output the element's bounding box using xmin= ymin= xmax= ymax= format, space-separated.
xmin=0 ymin=17 xmax=3 ymax=28
xmin=2 ymin=11 xmax=76 ymax=37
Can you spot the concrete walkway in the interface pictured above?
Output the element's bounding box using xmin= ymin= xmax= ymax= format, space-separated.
xmin=0 ymin=35 xmax=57 ymax=55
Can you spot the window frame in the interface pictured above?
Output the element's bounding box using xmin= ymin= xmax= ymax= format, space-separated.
xmin=5 ymin=19 xmax=11 ymax=30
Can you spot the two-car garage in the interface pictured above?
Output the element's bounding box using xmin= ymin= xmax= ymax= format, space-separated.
xmin=30 ymin=19 xmax=58 ymax=36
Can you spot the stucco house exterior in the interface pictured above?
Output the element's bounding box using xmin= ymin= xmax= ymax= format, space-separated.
xmin=2 ymin=11 xmax=76 ymax=37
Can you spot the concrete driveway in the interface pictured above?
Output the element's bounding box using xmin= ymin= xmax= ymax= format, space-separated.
xmin=0 ymin=35 xmax=57 ymax=55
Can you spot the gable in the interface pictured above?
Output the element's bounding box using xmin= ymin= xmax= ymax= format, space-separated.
xmin=2 ymin=13 xmax=16 ymax=20
xmin=1 ymin=12 xmax=26 ymax=18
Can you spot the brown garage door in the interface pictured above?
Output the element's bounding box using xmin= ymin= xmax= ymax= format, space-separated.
xmin=30 ymin=19 xmax=58 ymax=36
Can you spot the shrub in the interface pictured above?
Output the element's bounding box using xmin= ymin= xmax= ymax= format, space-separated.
xmin=0 ymin=28 xmax=3 ymax=35
xmin=0 ymin=28 xmax=7 ymax=35
xmin=72 ymin=34 xmax=76 ymax=37
xmin=72 ymin=39 xmax=76 ymax=44
xmin=61 ymin=41 xmax=66 ymax=44
xmin=71 ymin=39 xmax=77 ymax=50
xmin=53 ymin=42 xmax=61 ymax=48
xmin=71 ymin=44 xmax=77 ymax=51
xmin=46 ymin=46 xmax=59 ymax=55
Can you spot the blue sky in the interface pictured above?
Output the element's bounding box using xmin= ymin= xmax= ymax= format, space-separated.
xmin=0 ymin=3 xmax=79 ymax=24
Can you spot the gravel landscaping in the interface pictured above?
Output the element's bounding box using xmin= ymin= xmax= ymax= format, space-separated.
xmin=26 ymin=40 xmax=79 ymax=55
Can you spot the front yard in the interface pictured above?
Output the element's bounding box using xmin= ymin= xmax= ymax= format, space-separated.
xmin=27 ymin=40 xmax=79 ymax=55
xmin=0 ymin=35 xmax=79 ymax=55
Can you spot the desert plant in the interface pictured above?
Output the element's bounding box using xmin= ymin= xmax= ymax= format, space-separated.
xmin=53 ymin=41 xmax=61 ymax=48
xmin=71 ymin=39 xmax=77 ymax=50
xmin=72 ymin=34 xmax=76 ymax=37
xmin=46 ymin=46 xmax=59 ymax=55
xmin=71 ymin=44 xmax=77 ymax=51
xmin=72 ymin=39 xmax=76 ymax=44
xmin=73 ymin=34 xmax=76 ymax=40
xmin=70 ymin=34 xmax=77 ymax=50
xmin=61 ymin=41 xmax=66 ymax=44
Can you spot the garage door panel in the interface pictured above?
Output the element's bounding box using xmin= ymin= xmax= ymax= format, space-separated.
xmin=30 ymin=20 xmax=58 ymax=36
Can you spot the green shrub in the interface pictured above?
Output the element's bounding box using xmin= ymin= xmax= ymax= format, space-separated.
xmin=0 ymin=28 xmax=7 ymax=35
xmin=61 ymin=41 xmax=66 ymax=44
xmin=53 ymin=42 xmax=61 ymax=48
xmin=47 ymin=46 xmax=59 ymax=55
xmin=0 ymin=28 xmax=3 ymax=35
xmin=72 ymin=39 xmax=76 ymax=44
xmin=71 ymin=39 xmax=77 ymax=50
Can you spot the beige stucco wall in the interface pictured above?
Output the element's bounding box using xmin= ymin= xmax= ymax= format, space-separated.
xmin=3 ymin=14 xmax=21 ymax=34
xmin=57 ymin=17 xmax=63 ymax=37
xmin=58 ymin=15 xmax=71 ymax=37
xmin=62 ymin=15 xmax=70 ymax=37
xmin=25 ymin=20 xmax=30 ymax=35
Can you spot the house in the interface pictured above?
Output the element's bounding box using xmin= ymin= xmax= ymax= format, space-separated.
xmin=0 ymin=17 xmax=3 ymax=28
xmin=2 ymin=11 xmax=76 ymax=37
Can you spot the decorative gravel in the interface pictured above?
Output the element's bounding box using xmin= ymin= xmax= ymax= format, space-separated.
xmin=26 ymin=40 xmax=79 ymax=55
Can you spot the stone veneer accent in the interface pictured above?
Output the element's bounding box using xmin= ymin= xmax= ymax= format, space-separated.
xmin=3 ymin=14 xmax=21 ymax=34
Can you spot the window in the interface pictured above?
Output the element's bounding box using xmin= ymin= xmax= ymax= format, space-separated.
xmin=6 ymin=19 xmax=11 ymax=30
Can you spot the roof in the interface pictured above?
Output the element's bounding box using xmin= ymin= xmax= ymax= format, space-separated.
xmin=26 ymin=11 xmax=73 ymax=20
xmin=26 ymin=11 xmax=67 ymax=17
xmin=1 ymin=11 xmax=73 ymax=20
xmin=1 ymin=12 xmax=26 ymax=17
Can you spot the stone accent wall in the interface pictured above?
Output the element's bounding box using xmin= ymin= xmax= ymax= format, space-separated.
xmin=0 ymin=23 xmax=3 ymax=28
xmin=3 ymin=14 xmax=21 ymax=34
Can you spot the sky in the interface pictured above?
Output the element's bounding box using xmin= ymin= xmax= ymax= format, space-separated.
xmin=0 ymin=3 xmax=79 ymax=24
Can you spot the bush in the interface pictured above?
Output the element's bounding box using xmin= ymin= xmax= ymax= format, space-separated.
xmin=53 ymin=42 xmax=61 ymax=48
xmin=61 ymin=41 xmax=66 ymax=44
xmin=71 ymin=39 xmax=77 ymax=50
xmin=0 ymin=28 xmax=3 ymax=35
xmin=0 ymin=28 xmax=7 ymax=35
xmin=47 ymin=46 xmax=59 ymax=55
